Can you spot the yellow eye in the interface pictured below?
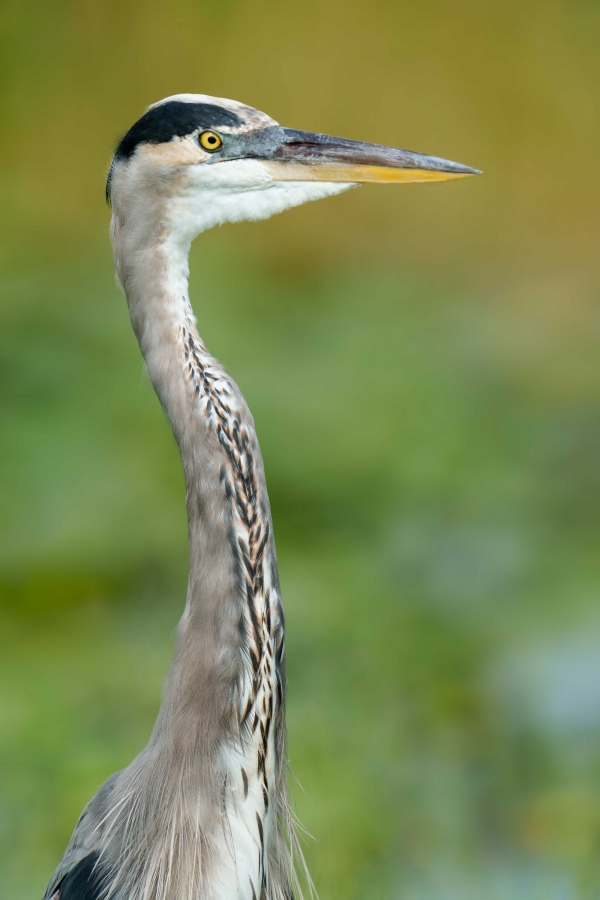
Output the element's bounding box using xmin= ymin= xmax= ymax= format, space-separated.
xmin=199 ymin=131 xmax=223 ymax=152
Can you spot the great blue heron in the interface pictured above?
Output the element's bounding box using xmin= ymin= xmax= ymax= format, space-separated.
xmin=43 ymin=94 xmax=478 ymax=900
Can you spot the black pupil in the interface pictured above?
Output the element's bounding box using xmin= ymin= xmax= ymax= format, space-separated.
xmin=208 ymin=135 xmax=216 ymax=144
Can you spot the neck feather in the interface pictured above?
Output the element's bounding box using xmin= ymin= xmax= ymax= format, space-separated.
xmin=118 ymin=224 xmax=282 ymax=740
xmin=102 ymin=217 xmax=305 ymax=900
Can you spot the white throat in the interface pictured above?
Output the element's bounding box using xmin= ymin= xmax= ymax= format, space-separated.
xmin=110 ymin=157 xmax=355 ymax=282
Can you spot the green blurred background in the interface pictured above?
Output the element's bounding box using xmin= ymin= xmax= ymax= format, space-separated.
xmin=2 ymin=1 xmax=600 ymax=897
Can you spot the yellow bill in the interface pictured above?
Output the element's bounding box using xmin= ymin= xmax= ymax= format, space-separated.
xmin=261 ymin=128 xmax=480 ymax=184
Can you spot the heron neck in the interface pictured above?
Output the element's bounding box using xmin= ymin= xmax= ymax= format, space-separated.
xmin=116 ymin=229 xmax=281 ymax=751
xmin=108 ymin=220 xmax=295 ymax=900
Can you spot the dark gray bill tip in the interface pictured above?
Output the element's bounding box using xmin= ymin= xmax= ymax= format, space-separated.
xmin=420 ymin=155 xmax=481 ymax=175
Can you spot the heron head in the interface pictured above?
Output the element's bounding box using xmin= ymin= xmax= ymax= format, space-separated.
xmin=107 ymin=94 xmax=479 ymax=244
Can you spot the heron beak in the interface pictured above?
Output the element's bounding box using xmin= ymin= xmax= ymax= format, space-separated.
xmin=263 ymin=128 xmax=480 ymax=184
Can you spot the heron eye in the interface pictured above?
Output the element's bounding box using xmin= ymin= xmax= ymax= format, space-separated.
xmin=199 ymin=131 xmax=223 ymax=152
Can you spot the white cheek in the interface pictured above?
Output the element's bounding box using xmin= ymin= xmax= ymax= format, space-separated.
xmin=222 ymin=179 xmax=357 ymax=224
xmin=166 ymin=159 xmax=356 ymax=245
xmin=191 ymin=158 xmax=273 ymax=192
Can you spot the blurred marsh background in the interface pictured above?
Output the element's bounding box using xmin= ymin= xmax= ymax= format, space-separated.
xmin=2 ymin=1 xmax=600 ymax=897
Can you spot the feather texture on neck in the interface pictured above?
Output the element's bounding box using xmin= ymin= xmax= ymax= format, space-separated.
xmin=92 ymin=208 xmax=307 ymax=900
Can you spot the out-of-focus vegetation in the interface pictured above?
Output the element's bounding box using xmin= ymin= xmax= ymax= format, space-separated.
xmin=2 ymin=1 xmax=600 ymax=897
